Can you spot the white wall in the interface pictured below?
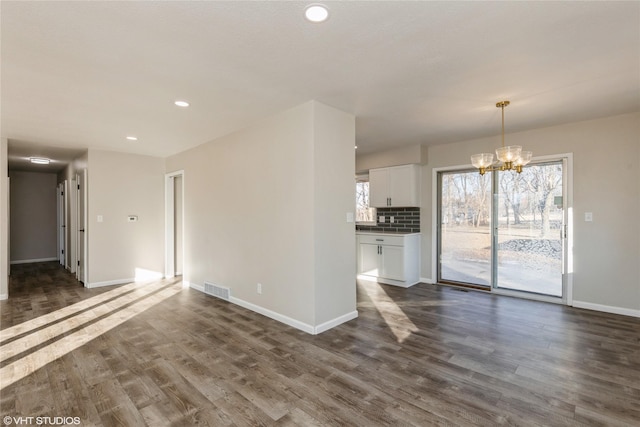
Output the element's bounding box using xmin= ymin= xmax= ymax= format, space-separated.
xmin=0 ymin=138 xmax=8 ymax=299
xmin=87 ymin=149 xmax=165 ymax=286
xmin=421 ymin=112 xmax=640 ymax=314
xmin=165 ymin=100 xmax=357 ymax=333
xmin=312 ymin=102 xmax=357 ymax=327
xmin=9 ymin=171 xmax=58 ymax=263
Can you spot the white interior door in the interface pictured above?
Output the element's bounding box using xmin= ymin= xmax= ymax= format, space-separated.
xmin=77 ymin=170 xmax=87 ymax=284
xmin=58 ymin=183 xmax=65 ymax=264
xmin=63 ymin=180 xmax=70 ymax=270
xmin=69 ymin=178 xmax=77 ymax=273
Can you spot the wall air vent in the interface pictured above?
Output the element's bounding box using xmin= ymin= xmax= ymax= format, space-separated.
xmin=204 ymin=282 xmax=230 ymax=301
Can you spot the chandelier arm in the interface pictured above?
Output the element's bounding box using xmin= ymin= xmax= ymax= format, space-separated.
xmin=502 ymin=103 xmax=505 ymax=148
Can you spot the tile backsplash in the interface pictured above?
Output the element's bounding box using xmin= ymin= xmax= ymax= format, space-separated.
xmin=356 ymin=207 xmax=420 ymax=233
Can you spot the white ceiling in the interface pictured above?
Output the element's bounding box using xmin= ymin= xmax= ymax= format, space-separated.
xmin=2 ymin=1 xmax=639 ymax=172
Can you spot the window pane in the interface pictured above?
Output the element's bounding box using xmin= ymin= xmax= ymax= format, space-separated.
xmin=356 ymin=181 xmax=376 ymax=223
xmin=496 ymin=161 xmax=563 ymax=296
xmin=439 ymin=170 xmax=492 ymax=286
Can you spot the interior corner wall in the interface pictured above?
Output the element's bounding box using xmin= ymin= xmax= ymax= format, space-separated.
xmin=58 ymin=151 xmax=88 ymax=186
xmin=166 ymin=102 xmax=317 ymax=326
xmin=8 ymin=171 xmax=58 ymax=263
xmin=87 ymin=149 xmax=165 ymax=286
xmin=165 ymin=101 xmax=357 ymax=332
xmin=312 ymin=102 xmax=357 ymax=326
xmin=0 ymin=138 xmax=8 ymax=299
xmin=422 ymin=112 xmax=640 ymax=314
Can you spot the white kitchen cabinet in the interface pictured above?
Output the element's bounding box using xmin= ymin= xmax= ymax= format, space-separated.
xmin=357 ymin=233 xmax=420 ymax=287
xmin=369 ymin=164 xmax=419 ymax=208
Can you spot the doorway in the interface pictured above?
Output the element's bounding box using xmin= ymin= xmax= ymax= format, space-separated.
xmin=437 ymin=156 xmax=571 ymax=302
xmin=165 ymin=171 xmax=184 ymax=279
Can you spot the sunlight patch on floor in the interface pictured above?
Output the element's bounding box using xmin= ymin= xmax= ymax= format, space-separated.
xmin=362 ymin=283 xmax=419 ymax=343
xmin=357 ymin=300 xmax=459 ymax=308
xmin=0 ymin=280 xmax=182 ymax=389
xmin=1 ymin=280 xmax=149 ymax=343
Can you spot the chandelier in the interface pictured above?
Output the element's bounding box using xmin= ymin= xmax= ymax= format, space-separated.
xmin=471 ymin=100 xmax=532 ymax=175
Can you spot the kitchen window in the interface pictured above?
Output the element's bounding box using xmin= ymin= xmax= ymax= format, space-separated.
xmin=356 ymin=175 xmax=376 ymax=225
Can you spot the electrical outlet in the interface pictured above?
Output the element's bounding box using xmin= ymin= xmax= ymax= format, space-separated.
xmin=257 ymin=283 xmax=262 ymax=294
xmin=379 ymin=215 xmax=385 ymax=223
xmin=390 ymin=216 xmax=395 ymax=223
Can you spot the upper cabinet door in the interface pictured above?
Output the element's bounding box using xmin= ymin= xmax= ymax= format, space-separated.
xmin=369 ymin=164 xmax=419 ymax=207
xmin=369 ymin=168 xmax=390 ymax=207
xmin=389 ymin=165 xmax=418 ymax=207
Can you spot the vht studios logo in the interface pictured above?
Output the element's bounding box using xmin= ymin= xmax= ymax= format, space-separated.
xmin=3 ymin=416 xmax=81 ymax=425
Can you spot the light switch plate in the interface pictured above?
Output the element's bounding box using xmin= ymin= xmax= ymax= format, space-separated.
xmin=585 ymin=212 xmax=593 ymax=222
xmin=346 ymin=212 xmax=354 ymax=223
xmin=97 ymin=215 xmax=103 ymax=223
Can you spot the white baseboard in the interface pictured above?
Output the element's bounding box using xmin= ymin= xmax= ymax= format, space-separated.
xmin=10 ymin=257 xmax=58 ymax=265
xmin=230 ymin=296 xmax=315 ymax=334
xmin=314 ymin=310 xmax=358 ymax=334
xmin=572 ymin=300 xmax=640 ymax=318
xmin=357 ymin=274 xmax=419 ymax=288
xmin=0 ymin=293 xmax=7 ymax=301
xmin=86 ymin=278 xmax=134 ymax=289
xmin=420 ymin=277 xmax=435 ymax=284
xmin=190 ymin=282 xmax=204 ymax=292
xmin=190 ymin=284 xmax=357 ymax=334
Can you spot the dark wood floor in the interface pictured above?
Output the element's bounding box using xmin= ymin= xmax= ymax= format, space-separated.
xmin=1 ymin=262 xmax=639 ymax=426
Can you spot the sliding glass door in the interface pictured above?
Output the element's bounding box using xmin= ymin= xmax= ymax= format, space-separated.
xmin=438 ymin=159 xmax=567 ymax=299
xmin=495 ymin=161 xmax=564 ymax=296
xmin=439 ymin=170 xmax=492 ymax=287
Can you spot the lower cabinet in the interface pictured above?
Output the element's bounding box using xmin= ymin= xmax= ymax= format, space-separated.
xmin=357 ymin=233 xmax=420 ymax=287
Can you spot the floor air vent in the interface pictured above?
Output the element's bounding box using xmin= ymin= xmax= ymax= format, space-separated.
xmin=204 ymin=282 xmax=230 ymax=301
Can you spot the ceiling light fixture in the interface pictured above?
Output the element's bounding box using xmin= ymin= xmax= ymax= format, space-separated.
xmin=471 ymin=100 xmax=532 ymax=175
xmin=30 ymin=157 xmax=50 ymax=165
xmin=174 ymin=100 xmax=190 ymax=107
xmin=126 ymin=136 xmax=138 ymax=141
xmin=305 ymin=4 xmax=329 ymax=23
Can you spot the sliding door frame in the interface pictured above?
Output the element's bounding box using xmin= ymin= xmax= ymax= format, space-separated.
xmin=432 ymin=153 xmax=573 ymax=305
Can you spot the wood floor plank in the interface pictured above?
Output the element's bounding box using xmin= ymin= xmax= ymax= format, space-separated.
xmin=2 ymin=262 xmax=640 ymax=426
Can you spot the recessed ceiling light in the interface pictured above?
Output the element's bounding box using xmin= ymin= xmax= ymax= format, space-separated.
xmin=174 ymin=100 xmax=190 ymax=107
xmin=305 ymin=4 xmax=329 ymax=23
xmin=126 ymin=136 xmax=138 ymax=141
xmin=30 ymin=157 xmax=50 ymax=165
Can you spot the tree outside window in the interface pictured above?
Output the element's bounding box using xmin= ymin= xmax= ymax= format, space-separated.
xmin=356 ymin=180 xmax=376 ymax=224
